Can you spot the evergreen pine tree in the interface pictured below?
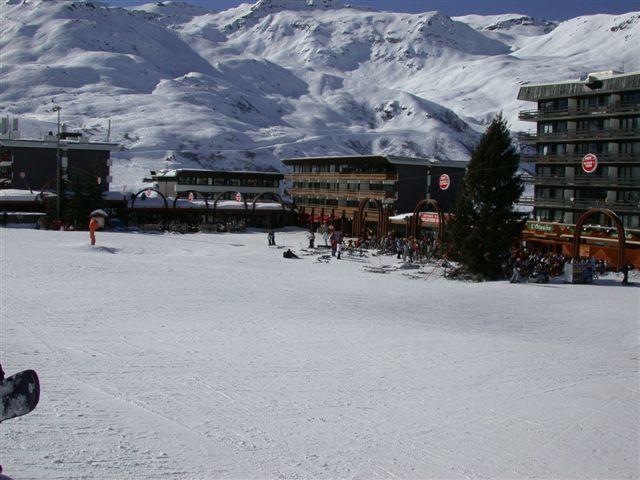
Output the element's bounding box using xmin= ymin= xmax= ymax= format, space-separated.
xmin=448 ymin=113 xmax=525 ymax=280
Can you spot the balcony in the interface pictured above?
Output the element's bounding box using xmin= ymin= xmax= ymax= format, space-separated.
xmin=534 ymin=175 xmax=640 ymax=188
xmin=533 ymin=197 xmax=640 ymax=212
xmin=518 ymin=101 xmax=640 ymax=121
xmin=519 ymin=128 xmax=640 ymax=143
xmin=520 ymin=153 xmax=639 ymax=164
xmin=289 ymin=187 xmax=396 ymax=200
xmin=286 ymin=172 xmax=398 ymax=181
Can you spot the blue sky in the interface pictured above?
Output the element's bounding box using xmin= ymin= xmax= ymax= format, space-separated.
xmin=103 ymin=0 xmax=639 ymax=20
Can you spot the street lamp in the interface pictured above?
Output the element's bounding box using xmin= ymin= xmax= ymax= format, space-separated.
xmin=52 ymin=104 xmax=61 ymax=219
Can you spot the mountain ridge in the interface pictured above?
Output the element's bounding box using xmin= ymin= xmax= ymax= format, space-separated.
xmin=0 ymin=0 xmax=637 ymax=189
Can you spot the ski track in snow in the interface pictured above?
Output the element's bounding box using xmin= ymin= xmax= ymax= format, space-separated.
xmin=0 ymin=228 xmax=638 ymax=479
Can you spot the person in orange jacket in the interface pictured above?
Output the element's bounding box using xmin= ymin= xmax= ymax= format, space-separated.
xmin=89 ymin=217 xmax=98 ymax=245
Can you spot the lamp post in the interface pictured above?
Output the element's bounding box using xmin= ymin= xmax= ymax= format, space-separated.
xmin=52 ymin=105 xmax=61 ymax=219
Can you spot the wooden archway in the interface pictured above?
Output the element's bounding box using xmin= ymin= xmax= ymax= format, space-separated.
xmin=354 ymin=198 xmax=384 ymax=238
xmin=172 ymin=190 xmax=209 ymax=209
xmin=131 ymin=188 xmax=169 ymax=210
xmin=410 ymin=199 xmax=444 ymax=246
xmin=212 ymin=190 xmax=248 ymax=222
xmin=250 ymin=191 xmax=287 ymax=217
xmin=573 ymin=208 xmax=626 ymax=271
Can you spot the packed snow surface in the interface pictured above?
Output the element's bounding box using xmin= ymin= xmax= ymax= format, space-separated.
xmin=0 ymin=228 xmax=638 ymax=479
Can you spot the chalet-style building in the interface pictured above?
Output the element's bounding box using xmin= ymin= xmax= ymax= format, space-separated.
xmin=283 ymin=155 xmax=466 ymax=237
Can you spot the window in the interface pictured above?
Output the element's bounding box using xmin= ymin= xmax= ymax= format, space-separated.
xmin=617 ymin=190 xmax=640 ymax=202
xmin=577 ymin=119 xmax=604 ymax=132
xmin=213 ymin=178 xmax=225 ymax=186
xmin=622 ymin=91 xmax=640 ymax=105
xmin=229 ymin=178 xmax=242 ymax=187
xmin=621 ymin=117 xmax=640 ymax=131
xmin=622 ymin=214 xmax=640 ymax=228
xmin=575 ymin=143 xmax=609 ymax=154
xmin=619 ymin=142 xmax=640 ymax=155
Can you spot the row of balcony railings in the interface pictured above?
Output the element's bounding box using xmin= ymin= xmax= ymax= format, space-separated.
xmin=518 ymin=101 xmax=640 ymax=120
xmin=290 ymin=188 xmax=396 ymax=198
xmin=519 ymin=127 xmax=640 ymax=142
xmin=533 ymin=197 xmax=640 ymax=210
xmin=520 ymin=153 xmax=639 ymax=163
xmin=288 ymin=172 xmax=398 ymax=180
xmin=297 ymin=205 xmax=384 ymax=212
xmin=533 ymin=175 xmax=640 ymax=187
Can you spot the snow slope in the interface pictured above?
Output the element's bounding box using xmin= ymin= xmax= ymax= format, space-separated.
xmin=0 ymin=0 xmax=637 ymax=189
xmin=0 ymin=227 xmax=638 ymax=479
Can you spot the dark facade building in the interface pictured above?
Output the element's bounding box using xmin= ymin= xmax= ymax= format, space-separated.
xmin=283 ymin=155 xmax=466 ymax=236
xmin=0 ymin=134 xmax=119 ymax=192
xmin=146 ymin=169 xmax=283 ymax=202
xmin=518 ymin=70 xmax=640 ymax=266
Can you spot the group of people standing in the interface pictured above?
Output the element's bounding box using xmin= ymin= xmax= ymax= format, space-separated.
xmin=311 ymin=224 xmax=344 ymax=259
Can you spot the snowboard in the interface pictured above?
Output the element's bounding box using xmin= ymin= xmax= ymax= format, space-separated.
xmin=0 ymin=369 xmax=40 ymax=422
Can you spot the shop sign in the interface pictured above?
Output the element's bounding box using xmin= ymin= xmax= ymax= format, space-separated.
xmin=581 ymin=153 xmax=598 ymax=173
xmin=526 ymin=221 xmax=554 ymax=233
xmin=419 ymin=212 xmax=440 ymax=224
xmin=439 ymin=174 xmax=450 ymax=190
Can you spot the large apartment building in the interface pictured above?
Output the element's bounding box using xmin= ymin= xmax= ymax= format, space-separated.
xmin=282 ymin=155 xmax=466 ymax=236
xmin=518 ymin=70 xmax=640 ymax=266
xmin=518 ymin=70 xmax=640 ymax=228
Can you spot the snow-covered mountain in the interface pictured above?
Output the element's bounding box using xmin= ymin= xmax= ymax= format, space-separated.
xmin=1 ymin=0 xmax=638 ymax=189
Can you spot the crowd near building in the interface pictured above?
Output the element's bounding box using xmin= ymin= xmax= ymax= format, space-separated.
xmin=0 ymin=70 xmax=639 ymax=268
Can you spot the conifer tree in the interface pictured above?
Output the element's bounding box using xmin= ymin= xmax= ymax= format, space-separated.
xmin=448 ymin=113 xmax=525 ymax=280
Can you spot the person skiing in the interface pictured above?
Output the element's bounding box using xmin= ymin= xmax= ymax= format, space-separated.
xmin=622 ymin=262 xmax=632 ymax=285
xmin=89 ymin=216 xmax=99 ymax=246
xmin=267 ymin=229 xmax=275 ymax=246
xmin=510 ymin=258 xmax=522 ymax=283
xmin=307 ymin=229 xmax=315 ymax=249
xmin=322 ymin=225 xmax=330 ymax=247
xmin=336 ymin=239 xmax=342 ymax=260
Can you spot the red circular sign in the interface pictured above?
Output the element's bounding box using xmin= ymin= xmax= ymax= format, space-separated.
xmin=188 ymin=192 xmax=194 ymax=201
xmin=439 ymin=174 xmax=450 ymax=191
xmin=582 ymin=153 xmax=598 ymax=174
xmin=235 ymin=192 xmax=242 ymax=202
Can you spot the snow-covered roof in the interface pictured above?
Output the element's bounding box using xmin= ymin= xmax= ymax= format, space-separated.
xmin=152 ymin=169 xmax=283 ymax=178
xmin=518 ymin=71 xmax=640 ymax=100
xmin=0 ymin=138 xmax=120 ymax=151
xmin=0 ymin=189 xmax=56 ymax=201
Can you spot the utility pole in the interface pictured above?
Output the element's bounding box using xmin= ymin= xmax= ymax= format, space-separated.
xmin=52 ymin=104 xmax=61 ymax=220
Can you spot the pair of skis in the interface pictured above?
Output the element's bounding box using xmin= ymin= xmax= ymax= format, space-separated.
xmin=0 ymin=369 xmax=40 ymax=423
